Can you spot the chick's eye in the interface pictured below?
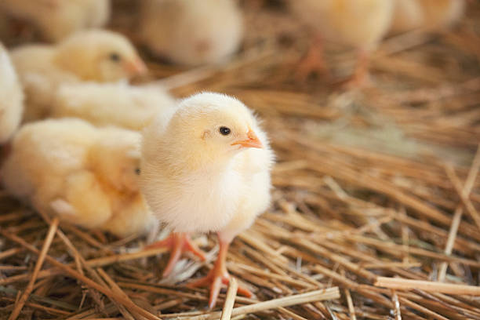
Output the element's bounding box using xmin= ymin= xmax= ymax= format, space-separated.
xmin=109 ymin=53 xmax=121 ymax=62
xmin=219 ymin=126 xmax=231 ymax=136
xmin=135 ymin=168 xmax=141 ymax=175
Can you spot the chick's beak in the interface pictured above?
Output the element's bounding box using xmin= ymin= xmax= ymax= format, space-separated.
xmin=125 ymin=57 xmax=148 ymax=76
xmin=231 ymin=128 xmax=263 ymax=149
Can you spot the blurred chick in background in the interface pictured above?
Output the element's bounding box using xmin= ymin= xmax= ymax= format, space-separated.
xmin=139 ymin=0 xmax=243 ymax=66
xmin=290 ymin=0 xmax=395 ymax=85
xmin=51 ymin=82 xmax=177 ymax=131
xmin=141 ymin=93 xmax=274 ymax=308
xmin=10 ymin=30 xmax=147 ymax=122
xmin=1 ymin=118 xmax=156 ymax=238
xmin=390 ymin=0 xmax=466 ymax=34
xmin=0 ymin=0 xmax=110 ymax=42
xmin=0 ymin=43 xmax=23 ymax=144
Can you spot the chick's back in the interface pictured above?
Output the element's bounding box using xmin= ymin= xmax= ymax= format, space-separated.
xmin=1 ymin=118 xmax=97 ymax=203
xmin=10 ymin=44 xmax=78 ymax=121
xmin=2 ymin=118 xmax=155 ymax=236
xmin=52 ymin=82 xmax=177 ymax=131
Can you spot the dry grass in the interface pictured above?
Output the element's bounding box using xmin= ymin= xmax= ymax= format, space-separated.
xmin=1 ymin=0 xmax=480 ymax=319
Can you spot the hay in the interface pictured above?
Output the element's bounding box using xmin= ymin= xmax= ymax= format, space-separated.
xmin=1 ymin=0 xmax=480 ymax=319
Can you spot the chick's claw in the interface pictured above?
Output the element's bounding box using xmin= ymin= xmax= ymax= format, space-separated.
xmin=145 ymin=233 xmax=206 ymax=277
xmin=188 ymin=268 xmax=253 ymax=309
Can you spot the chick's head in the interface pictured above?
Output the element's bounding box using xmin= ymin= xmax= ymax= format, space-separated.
xmin=55 ymin=30 xmax=147 ymax=82
xmin=90 ymin=128 xmax=142 ymax=193
xmin=166 ymin=93 xmax=263 ymax=165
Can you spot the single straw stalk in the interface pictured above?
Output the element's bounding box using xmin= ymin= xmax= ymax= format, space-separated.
xmin=186 ymin=288 xmax=340 ymax=320
xmin=375 ymin=277 xmax=480 ymax=296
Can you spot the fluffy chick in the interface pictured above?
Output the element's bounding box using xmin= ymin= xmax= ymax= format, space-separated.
xmin=0 ymin=43 xmax=24 ymax=144
xmin=1 ymin=118 xmax=155 ymax=238
xmin=141 ymin=92 xmax=274 ymax=308
xmin=290 ymin=0 xmax=395 ymax=85
xmin=10 ymin=30 xmax=147 ymax=122
xmin=139 ymin=0 xmax=243 ymax=66
xmin=0 ymin=0 xmax=110 ymax=42
xmin=390 ymin=0 xmax=466 ymax=34
xmin=51 ymin=82 xmax=177 ymax=131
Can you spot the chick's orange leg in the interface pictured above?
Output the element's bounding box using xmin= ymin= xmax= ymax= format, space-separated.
xmin=342 ymin=49 xmax=372 ymax=88
xmin=296 ymin=35 xmax=329 ymax=81
xmin=352 ymin=49 xmax=371 ymax=86
xmin=188 ymin=239 xmax=253 ymax=309
xmin=145 ymin=233 xmax=206 ymax=277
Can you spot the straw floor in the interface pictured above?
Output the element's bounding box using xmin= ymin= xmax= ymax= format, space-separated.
xmin=1 ymin=1 xmax=480 ymax=319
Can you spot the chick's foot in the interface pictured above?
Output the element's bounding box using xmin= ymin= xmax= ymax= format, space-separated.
xmin=336 ymin=49 xmax=372 ymax=89
xmin=295 ymin=35 xmax=329 ymax=82
xmin=145 ymin=232 xmax=206 ymax=277
xmin=188 ymin=240 xmax=253 ymax=309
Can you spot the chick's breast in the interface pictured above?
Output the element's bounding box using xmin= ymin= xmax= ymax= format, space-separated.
xmin=140 ymin=154 xmax=243 ymax=233
xmin=140 ymin=0 xmax=243 ymax=66
xmin=219 ymin=145 xmax=273 ymax=242
xmin=291 ymin=0 xmax=395 ymax=50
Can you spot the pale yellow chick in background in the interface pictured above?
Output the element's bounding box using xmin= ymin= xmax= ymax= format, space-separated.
xmin=290 ymin=0 xmax=395 ymax=85
xmin=51 ymin=82 xmax=177 ymax=131
xmin=141 ymin=92 xmax=274 ymax=308
xmin=0 ymin=0 xmax=110 ymax=42
xmin=10 ymin=30 xmax=147 ymax=122
xmin=0 ymin=43 xmax=23 ymax=144
xmin=1 ymin=118 xmax=156 ymax=238
xmin=139 ymin=0 xmax=243 ymax=66
xmin=390 ymin=0 xmax=466 ymax=35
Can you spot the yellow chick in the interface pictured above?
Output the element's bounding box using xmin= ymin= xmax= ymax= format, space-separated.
xmin=51 ymin=82 xmax=177 ymax=131
xmin=0 ymin=0 xmax=110 ymax=42
xmin=141 ymin=92 xmax=274 ymax=308
xmin=290 ymin=0 xmax=395 ymax=85
xmin=10 ymin=30 xmax=147 ymax=122
xmin=139 ymin=0 xmax=243 ymax=66
xmin=390 ymin=0 xmax=466 ymax=34
xmin=1 ymin=118 xmax=156 ymax=238
xmin=0 ymin=43 xmax=24 ymax=144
